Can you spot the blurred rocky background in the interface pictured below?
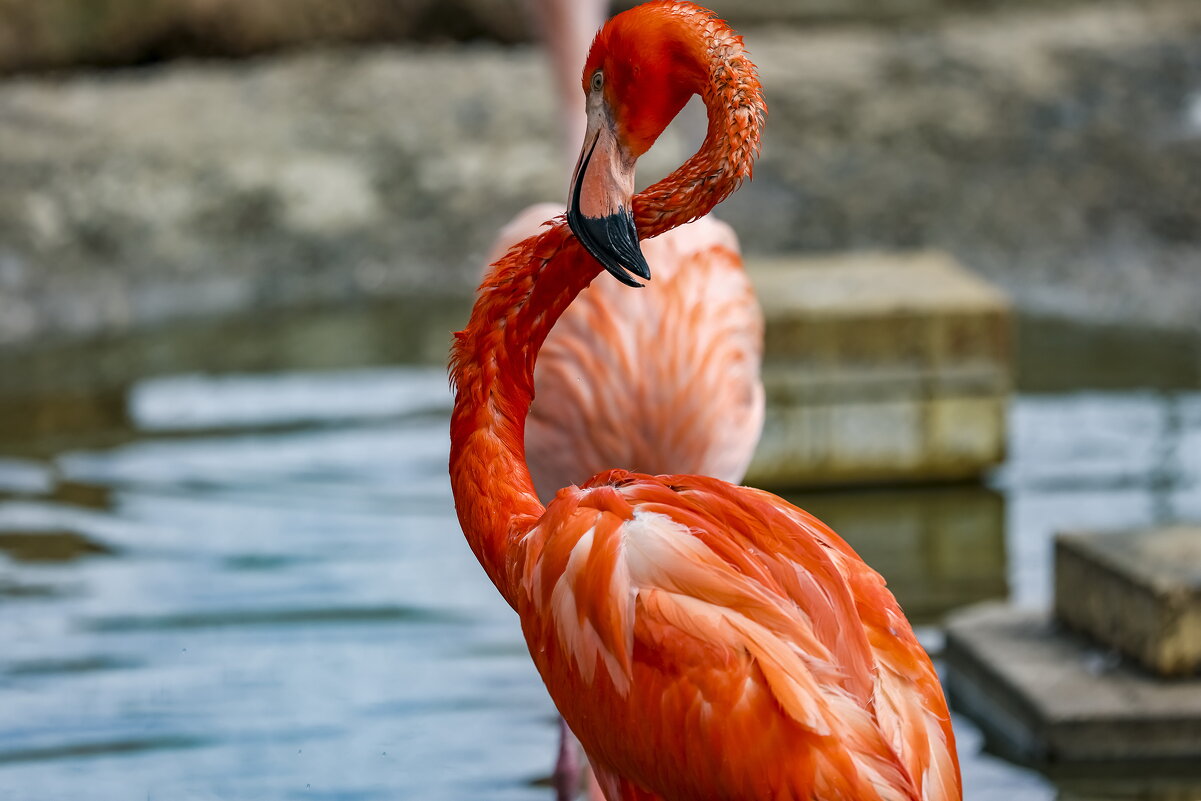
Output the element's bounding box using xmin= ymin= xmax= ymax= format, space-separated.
xmin=0 ymin=0 xmax=1199 ymax=371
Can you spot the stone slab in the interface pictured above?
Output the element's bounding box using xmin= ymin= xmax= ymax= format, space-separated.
xmin=945 ymin=602 xmax=1201 ymax=764
xmin=1055 ymin=526 xmax=1201 ymax=676
xmin=745 ymin=252 xmax=1011 ymax=487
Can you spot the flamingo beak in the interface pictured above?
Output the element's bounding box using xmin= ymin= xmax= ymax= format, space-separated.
xmin=567 ymin=122 xmax=651 ymax=288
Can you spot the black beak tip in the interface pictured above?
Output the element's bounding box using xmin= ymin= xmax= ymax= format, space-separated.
xmin=604 ymin=247 xmax=651 ymax=288
xmin=624 ymin=248 xmax=652 ymax=282
xmin=567 ymin=206 xmax=651 ymax=288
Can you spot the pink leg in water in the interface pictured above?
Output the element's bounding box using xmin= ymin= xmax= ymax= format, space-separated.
xmin=552 ymin=717 xmax=581 ymax=801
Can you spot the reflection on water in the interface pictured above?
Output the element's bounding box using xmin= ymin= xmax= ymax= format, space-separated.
xmin=784 ymin=485 xmax=1006 ymax=625
xmin=998 ymin=391 xmax=1201 ymax=609
xmin=0 ymin=297 xmax=469 ymax=454
xmin=1018 ymin=315 xmax=1201 ymax=393
xmin=0 ymin=529 xmax=115 ymax=562
xmin=1045 ymin=764 xmax=1201 ymax=801
xmin=0 ymin=326 xmax=1199 ymax=799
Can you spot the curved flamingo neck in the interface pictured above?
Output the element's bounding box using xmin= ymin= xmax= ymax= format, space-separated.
xmin=449 ymin=5 xmax=763 ymax=607
xmin=633 ymin=14 xmax=764 ymax=238
xmin=449 ymin=224 xmax=598 ymax=605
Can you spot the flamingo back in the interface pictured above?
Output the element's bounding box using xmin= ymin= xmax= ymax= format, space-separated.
xmin=517 ymin=471 xmax=961 ymax=801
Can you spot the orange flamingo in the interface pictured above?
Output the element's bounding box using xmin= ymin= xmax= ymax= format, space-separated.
xmin=491 ymin=203 xmax=763 ymax=801
xmin=495 ymin=0 xmax=763 ymax=505
xmin=450 ymin=3 xmax=961 ymax=799
xmin=496 ymin=6 xmax=765 ymax=794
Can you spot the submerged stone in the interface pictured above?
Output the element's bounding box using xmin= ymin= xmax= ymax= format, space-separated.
xmin=0 ymin=529 xmax=114 ymax=562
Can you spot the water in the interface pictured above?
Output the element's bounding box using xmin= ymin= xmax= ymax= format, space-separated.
xmin=0 ymin=368 xmax=549 ymax=801
xmin=0 ymin=333 xmax=1199 ymax=799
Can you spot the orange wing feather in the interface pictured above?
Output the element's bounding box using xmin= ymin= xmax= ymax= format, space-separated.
xmin=517 ymin=471 xmax=959 ymax=801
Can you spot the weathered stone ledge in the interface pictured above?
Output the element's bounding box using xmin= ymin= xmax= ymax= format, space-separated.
xmin=946 ymin=602 xmax=1201 ymax=764
xmin=746 ymin=252 xmax=1011 ymax=487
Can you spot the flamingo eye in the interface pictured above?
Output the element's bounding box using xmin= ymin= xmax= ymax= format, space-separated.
xmin=590 ymin=71 xmax=604 ymax=93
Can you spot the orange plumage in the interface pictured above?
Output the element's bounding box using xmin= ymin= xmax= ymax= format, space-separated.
xmin=449 ymin=3 xmax=962 ymax=799
xmin=520 ymin=471 xmax=959 ymax=801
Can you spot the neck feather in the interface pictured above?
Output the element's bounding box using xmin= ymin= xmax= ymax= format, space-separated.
xmin=449 ymin=223 xmax=597 ymax=604
xmin=633 ymin=14 xmax=764 ymax=237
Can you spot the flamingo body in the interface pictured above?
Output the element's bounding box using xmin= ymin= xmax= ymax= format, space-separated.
xmin=449 ymin=4 xmax=962 ymax=799
xmin=521 ymin=470 xmax=958 ymax=801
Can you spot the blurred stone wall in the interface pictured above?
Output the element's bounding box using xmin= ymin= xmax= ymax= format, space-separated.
xmin=0 ymin=0 xmax=531 ymax=72
xmin=0 ymin=0 xmax=1198 ymax=352
xmin=1 ymin=0 xmax=1094 ymax=73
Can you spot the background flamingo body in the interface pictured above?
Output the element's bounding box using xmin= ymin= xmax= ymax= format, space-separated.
xmin=450 ymin=3 xmax=962 ymax=799
xmin=487 ymin=204 xmax=764 ymax=501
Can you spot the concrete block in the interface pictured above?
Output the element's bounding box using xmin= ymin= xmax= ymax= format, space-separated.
xmin=945 ymin=602 xmax=1201 ymax=763
xmin=746 ymin=251 xmax=1011 ymax=488
xmin=1055 ymin=526 xmax=1201 ymax=677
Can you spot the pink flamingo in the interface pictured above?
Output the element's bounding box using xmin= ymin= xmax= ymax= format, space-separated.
xmin=451 ymin=4 xmax=961 ymax=799
xmin=487 ymin=1 xmax=763 ymax=797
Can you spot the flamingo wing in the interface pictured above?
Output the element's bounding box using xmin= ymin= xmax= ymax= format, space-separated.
xmin=516 ymin=471 xmax=957 ymax=801
xmin=747 ymin=489 xmax=963 ymax=801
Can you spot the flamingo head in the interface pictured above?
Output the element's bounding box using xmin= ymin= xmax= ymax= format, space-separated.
xmin=567 ymin=3 xmax=710 ymax=288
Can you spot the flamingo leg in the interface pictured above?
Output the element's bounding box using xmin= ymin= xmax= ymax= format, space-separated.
xmin=584 ymin=765 xmax=607 ymax=801
xmin=552 ymin=716 xmax=581 ymax=801
xmin=527 ymin=0 xmax=608 ymax=167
